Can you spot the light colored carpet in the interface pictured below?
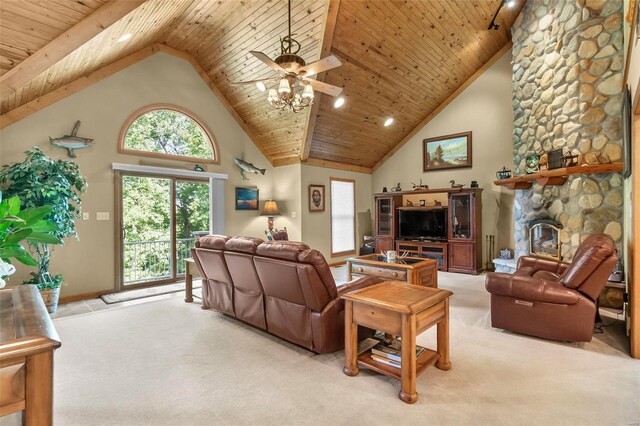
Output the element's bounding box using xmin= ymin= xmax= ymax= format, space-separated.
xmin=47 ymin=272 xmax=638 ymax=425
xmin=100 ymin=282 xmax=201 ymax=304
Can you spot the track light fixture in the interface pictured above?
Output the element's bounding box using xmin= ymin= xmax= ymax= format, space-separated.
xmin=488 ymin=0 xmax=514 ymax=31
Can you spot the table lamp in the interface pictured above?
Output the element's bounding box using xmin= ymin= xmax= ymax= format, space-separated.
xmin=261 ymin=200 xmax=281 ymax=233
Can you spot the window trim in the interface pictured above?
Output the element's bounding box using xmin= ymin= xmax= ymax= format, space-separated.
xmin=330 ymin=177 xmax=357 ymax=257
xmin=118 ymin=103 xmax=220 ymax=164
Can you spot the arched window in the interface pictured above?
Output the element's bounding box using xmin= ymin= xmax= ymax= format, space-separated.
xmin=119 ymin=104 xmax=219 ymax=164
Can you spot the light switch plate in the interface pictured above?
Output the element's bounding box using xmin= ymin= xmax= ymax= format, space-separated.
xmin=291 ymin=211 xmax=297 ymax=218
xmin=82 ymin=212 xmax=90 ymax=220
xmin=97 ymin=212 xmax=110 ymax=221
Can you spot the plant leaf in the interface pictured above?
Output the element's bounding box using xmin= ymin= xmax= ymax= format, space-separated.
xmin=5 ymin=228 xmax=32 ymax=244
xmin=18 ymin=205 xmax=53 ymax=224
xmin=13 ymin=252 xmax=38 ymax=266
xmin=7 ymin=196 xmax=20 ymax=216
xmin=24 ymin=232 xmax=62 ymax=244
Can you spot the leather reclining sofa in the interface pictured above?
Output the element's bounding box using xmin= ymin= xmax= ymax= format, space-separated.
xmin=191 ymin=235 xmax=382 ymax=353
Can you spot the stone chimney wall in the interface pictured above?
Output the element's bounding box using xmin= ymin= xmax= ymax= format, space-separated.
xmin=511 ymin=0 xmax=624 ymax=260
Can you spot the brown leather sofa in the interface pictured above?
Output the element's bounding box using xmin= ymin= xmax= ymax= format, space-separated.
xmin=485 ymin=234 xmax=617 ymax=342
xmin=191 ymin=235 xmax=382 ymax=353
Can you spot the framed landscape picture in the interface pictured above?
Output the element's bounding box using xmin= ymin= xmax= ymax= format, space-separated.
xmin=423 ymin=131 xmax=472 ymax=172
xmin=235 ymin=187 xmax=259 ymax=210
xmin=309 ymin=184 xmax=325 ymax=212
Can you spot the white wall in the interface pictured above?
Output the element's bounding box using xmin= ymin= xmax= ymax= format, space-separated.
xmin=300 ymin=164 xmax=372 ymax=262
xmin=0 ymin=52 xmax=277 ymax=296
xmin=373 ymin=52 xmax=515 ymax=253
xmin=271 ymin=164 xmax=302 ymax=241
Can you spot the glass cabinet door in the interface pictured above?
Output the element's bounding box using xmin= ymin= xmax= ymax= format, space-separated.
xmin=376 ymin=197 xmax=392 ymax=237
xmin=450 ymin=193 xmax=472 ymax=240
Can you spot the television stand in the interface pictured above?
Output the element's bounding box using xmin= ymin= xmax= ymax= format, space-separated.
xmin=396 ymin=240 xmax=448 ymax=271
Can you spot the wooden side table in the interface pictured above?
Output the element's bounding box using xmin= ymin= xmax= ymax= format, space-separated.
xmin=0 ymin=285 xmax=61 ymax=424
xmin=184 ymin=258 xmax=199 ymax=303
xmin=341 ymin=281 xmax=453 ymax=404
xmin=346 ymin=254 xmax=438 ymax=287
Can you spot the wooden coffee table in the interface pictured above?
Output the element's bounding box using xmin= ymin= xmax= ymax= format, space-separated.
xmin=341 ymin=281 xmax=453 ymax=404
xmin=346 ymin=254 xmax=438 ymax=287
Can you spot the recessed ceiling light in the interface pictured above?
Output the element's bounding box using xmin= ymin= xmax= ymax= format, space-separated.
xmin=333 ymin=97 xmax=345 ymax=108
xmin=506 ymin=0 xmax=516 ymax=7
xmin=118 ymin=33 xmax=132 ymax=43
xmin=256 ymin=81 xmax=266 ymax=92
xmin=383 ymin=117 xmax=394 ymax=127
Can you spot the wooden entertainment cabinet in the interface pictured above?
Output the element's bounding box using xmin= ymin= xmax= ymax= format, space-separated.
xmin=374 ymin=188 xmax=482 ymax=275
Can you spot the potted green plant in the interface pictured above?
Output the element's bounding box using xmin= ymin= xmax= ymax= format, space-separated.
xmin=0 ymin=192 xmax=61 ymax=288
xmin=0 ymin=148 xmax=86 ymax=312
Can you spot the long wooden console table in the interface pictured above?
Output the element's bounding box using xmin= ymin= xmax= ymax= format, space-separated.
xmin=0 ymin=285 xmax=61 ymax=425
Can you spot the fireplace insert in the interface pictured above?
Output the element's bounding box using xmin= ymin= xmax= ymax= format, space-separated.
xmin=527 ymin=219 xmax=563 ymax=260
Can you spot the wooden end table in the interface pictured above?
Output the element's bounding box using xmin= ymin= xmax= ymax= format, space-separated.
xmin=0 ymin=285 xmax=61 ymax=424
xmin=341 ymin=281 xmax=453 ymax=404
xmin=346 ymin=254 xmax=438 ymax=287
xmin=184 ymin=258 xmax=199 ymax=303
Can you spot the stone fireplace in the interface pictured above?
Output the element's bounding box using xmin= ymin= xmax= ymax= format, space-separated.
xmin=511 ymin=0 xmax=624 ymax=261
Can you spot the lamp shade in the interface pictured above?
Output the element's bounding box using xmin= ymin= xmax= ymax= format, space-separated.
xmin=261 ymin=200 xmax=281 ymax=216
xmin=278 ymin=79 xmax=291 ymax=94
xmin=302 ymin=84 xmax=314 ymax=99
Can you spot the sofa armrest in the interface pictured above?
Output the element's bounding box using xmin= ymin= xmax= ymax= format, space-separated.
xmin=485 ymin=272 xmax=582 ymax=305
xmin=517 ymin=256 xmax=570 ymax=275
xmin=337 ymin=275 xmax=384 ymax=296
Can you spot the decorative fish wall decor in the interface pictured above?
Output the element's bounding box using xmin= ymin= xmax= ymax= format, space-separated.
xmin=49 ymin=121 xmax=93 ymax=158
xmin=234 ymin=158 xmax=266 ymax=181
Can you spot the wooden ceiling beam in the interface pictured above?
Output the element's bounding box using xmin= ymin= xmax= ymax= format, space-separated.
xmin=372 ymin=41 xmax=512 ymax=172
xmin=0 ymin=0 xmax=147 ymax=100
xmin=300 ymin=0 xmax=341 ymax=162
xmin=0 ymin=44 xmax=160 ymax=129
xmin=303 ymin=157 xmax=372 ymax=174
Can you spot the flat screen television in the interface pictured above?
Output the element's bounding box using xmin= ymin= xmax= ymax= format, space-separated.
xmin=398 ymin=209 xmax=448 ymax=241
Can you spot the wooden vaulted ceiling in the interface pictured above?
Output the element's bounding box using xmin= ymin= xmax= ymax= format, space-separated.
xmin=0 ymin=0 xmax=523 ymax=172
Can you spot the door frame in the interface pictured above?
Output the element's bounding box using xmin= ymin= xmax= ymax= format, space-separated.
xmin=114 ymin=171 xmax=209 ymax=291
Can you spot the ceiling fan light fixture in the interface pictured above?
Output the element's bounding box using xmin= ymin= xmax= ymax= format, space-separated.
xmin=256 ymin=81 xmax=267 ymax=92
xmin=278 ymin=78 xmax=291 ymax=94
xmin=302 ymin=84 xmax=314 ymax=99
xmin=333 ymin=97 xmax=345 ymax=108
xmin=384 ymin=117 xmax=394 ymax=127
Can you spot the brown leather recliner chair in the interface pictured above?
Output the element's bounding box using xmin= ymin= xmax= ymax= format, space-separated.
xmin=485 ymin=234 xmax=617 ymax=342
xmin=191 ymin=235 xmax=382 ymax=353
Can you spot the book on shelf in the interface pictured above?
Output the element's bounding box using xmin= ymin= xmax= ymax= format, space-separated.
xmin=357 ymin=337 xmax=381 ymax=355
xmin=370 ymin=354 xmax=401 ymax=369
xmin=371 ymin=341 xmax=425 ymax=363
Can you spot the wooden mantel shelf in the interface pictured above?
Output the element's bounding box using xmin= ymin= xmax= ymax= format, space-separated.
xmin=494 ymin=163 xmax=623 ymax=190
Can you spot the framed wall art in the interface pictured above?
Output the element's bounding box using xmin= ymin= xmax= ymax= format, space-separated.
xmin=423 ymin=131 xmax=472 ymax=172
xmin=308 ymin=184 xmax=325 ymax=212
xmin=235 ymin=187 xmax=259 ymax=210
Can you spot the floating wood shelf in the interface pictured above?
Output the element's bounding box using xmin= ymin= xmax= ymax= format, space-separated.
xmin=493 ymin=163 xmax=623 ymax=190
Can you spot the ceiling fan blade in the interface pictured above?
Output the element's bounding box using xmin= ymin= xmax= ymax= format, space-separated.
xmin=304 ymin=79 xmax=343 ymax=97
xmin=232 ymin=78 xmax=278 ymax=85
xmin=300 ymin=55 xmax=342 ymax=77
xmin=250 ymin=51 xmax=287 ymax=74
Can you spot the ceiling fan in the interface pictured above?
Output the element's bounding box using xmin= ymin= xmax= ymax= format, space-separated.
xmin=234 ymin=0 xmax=343 ymax=112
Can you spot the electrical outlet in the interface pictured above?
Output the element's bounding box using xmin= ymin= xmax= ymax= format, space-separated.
xmin=82 ymin=212 xmax=90 ymax=221
xmin=97 ymin=212 xmax=110 ymax=221
xmin=291 ymin=211 xmax=297 ymax=218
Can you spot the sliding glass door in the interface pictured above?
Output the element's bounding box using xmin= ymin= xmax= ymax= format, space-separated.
xmin=119 ymin=174 xmax=209 ymax=288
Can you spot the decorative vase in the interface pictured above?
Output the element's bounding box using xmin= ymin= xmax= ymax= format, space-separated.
xmin=39 ymin=287 xmax=61 ymax=314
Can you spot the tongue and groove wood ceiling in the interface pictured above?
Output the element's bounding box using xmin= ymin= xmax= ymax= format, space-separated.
xmin=0 ymin=0 xmax=523 ymax=172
